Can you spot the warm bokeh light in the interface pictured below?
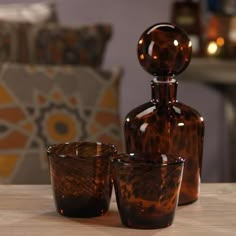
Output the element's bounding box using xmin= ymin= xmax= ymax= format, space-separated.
xmin=207 ymin=41 xmax=218 ymax=55
xmin=138 ymin=39 xmax=143 ymax=44
xmin=178 ymin=122 xmax=184 ymax=127
xmin=153 ymin=55 xmax=158 ymax=59
xmin=216 ymin=37 xmax=224 ymax=47
xmin=139 ymin=54 xmax=144 ymax=60
xmin=173 ymin=39 xmax=179 ymax=46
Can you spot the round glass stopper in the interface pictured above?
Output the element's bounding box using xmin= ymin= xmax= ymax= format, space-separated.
xmin=137 ymin=23 xmax=192 ymax=77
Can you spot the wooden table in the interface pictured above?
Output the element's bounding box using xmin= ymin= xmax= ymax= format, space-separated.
xmin=0 ymin=184 xmax=235 ymax=236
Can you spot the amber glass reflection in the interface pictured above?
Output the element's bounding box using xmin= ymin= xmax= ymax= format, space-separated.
xmin=47 ymin=142 xmax=117 ymax=217
xmin=124 ymin=79 xmax=204 ymax=205
xmin=112 ymin=153 xmax=184 ymax=229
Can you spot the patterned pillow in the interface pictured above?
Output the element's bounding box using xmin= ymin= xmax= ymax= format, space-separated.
xmin=0 ymin=63 xmax=123 ymax=184
xmin=0 ymin=2 xmax=58 ymax=23
xmin=0 ymin=1 xmax=58 ymax=63
xmin=0 ymin=22 xmax=112 ymax=66
xmin=0 ymin=21 xmax=31 ymax=63
xmin=29 ymin=23 xmax=113 ymax=66
xmin=0 ymin=20 xmax=17 ymax=62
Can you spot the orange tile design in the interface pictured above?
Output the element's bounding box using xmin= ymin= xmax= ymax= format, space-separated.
xmin=0 ymin=154 xmax=19 ymax=177
xmin=0 ymin=131 xmax=28 ymax=149
xmin=89 ymin=123 xmax=100 ymax=135
xmin=0 ymin=85 xmax=14 ymax=104
xmin=69 ymin=97 xmax=77 ymax=106
xmin=46 ymin=112 xmax=77 ymax=143
xmin=95 ymin=112 xmax=120 ymax=126
xmin=37 ymin=94 xmax=47 ymax=105
xmin=21 ymin=122 xmax=34 ymax=133
xmin=52 ymin=91 xmax=63 ymax=101
xmin=0 ymin=107 xmax=25 ymax=123
xmin=0 ymin=64 xmax=122 ymax=184
xmin=99 ymin=86 xmax=118 ymax=108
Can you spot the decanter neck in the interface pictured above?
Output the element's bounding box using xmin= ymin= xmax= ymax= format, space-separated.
xmin=151 ymin=77 xmax=178 ymax=104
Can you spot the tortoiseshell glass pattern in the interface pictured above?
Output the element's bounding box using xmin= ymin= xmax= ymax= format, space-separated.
xmin=47 ymin=142 xmax=117 ymax=217
xmin=112 ymin=153 xmax=184 ymax=229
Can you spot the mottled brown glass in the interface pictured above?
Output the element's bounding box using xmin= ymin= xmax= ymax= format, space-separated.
xmin=47 ymin=141 xmax=117 ymax=217
xmin=124 ymin=79 xmax=204 ymax=205
xmin=112 ymin=153 xmax=184 ymax=229
xmin=137 ymin=23 xmax=192 ymax=77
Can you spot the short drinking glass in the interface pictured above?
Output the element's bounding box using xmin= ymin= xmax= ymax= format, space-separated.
xmin=47 ymin=141 xmax=117 ymax=217
xmin=112 ymin=153 xmax=184 ymax=229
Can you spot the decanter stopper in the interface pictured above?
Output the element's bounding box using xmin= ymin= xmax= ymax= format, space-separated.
xmin=137 ymin=23 xmax=192 ymax=77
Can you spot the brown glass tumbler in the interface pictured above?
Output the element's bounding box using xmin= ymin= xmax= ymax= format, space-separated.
xmin=47 ymin=142 xmax=117 ymax=217
xmin=112 ymin=153 xmax=184 ymax=229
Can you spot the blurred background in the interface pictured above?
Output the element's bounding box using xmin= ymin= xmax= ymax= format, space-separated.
xmin=0 ymin=0 xmax=235 ymax=182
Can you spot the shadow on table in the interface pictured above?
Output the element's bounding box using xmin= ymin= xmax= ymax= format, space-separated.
xmin=38 ymin=210 xmax=172 ymax=235
xmin=71 ymin=209 xmax=123 ymax=228
xmin=41 ymin=209 xmax=122 ymax=228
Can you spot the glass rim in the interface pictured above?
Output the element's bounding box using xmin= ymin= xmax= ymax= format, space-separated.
xmin=112 ymin=152 xmax=185 ymax=167
xmin=47 ymin=141 xmax=117 ymax=160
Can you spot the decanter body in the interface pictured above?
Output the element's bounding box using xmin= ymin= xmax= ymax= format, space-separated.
xmin=124 ymin=23 xmax=205 ymax=205
xmin=125 ymin=78 xmax=204 ymax=205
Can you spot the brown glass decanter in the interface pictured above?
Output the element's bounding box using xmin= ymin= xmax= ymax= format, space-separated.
xmin=124 ymin=23 xmax=204 ymax=205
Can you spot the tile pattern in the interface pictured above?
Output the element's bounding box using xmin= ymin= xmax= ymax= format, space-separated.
xmin=0 ymin=64 xmax=122 ymax=184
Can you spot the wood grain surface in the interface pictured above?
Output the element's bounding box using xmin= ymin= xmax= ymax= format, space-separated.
xmin=0 ymin=184 xmax=235 ymax=236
